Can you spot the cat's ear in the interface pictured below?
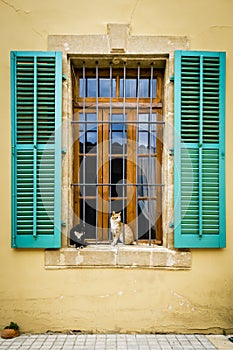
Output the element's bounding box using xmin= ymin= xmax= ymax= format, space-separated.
xmin=112 ymin=211 xmax=115 ymax=215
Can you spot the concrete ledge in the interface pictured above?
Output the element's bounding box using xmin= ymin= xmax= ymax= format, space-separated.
xmin=45 ymin=246 xmax=191 ymax=269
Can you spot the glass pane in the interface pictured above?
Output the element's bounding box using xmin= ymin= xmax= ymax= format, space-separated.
xmin=137 ymin=200 xmax=156 ymax=240
xmin=111 ymin=132 xmax=127 ymax=154
xmin=80 ymin=78 xmax=117 ymax=97
xmin=79 ymin=133 xmax=84 ymax=153
xmin=120 ymin=78 xmax=137 ymax=97
xmin=120 ymin=78 xmax=157 ymax=98
xmin=79 ymin=78 xmax=85 ymax=97
xmin=80 ymin=199 xmax=96 ymax=239
xmin=78 ymin=114 xmax=97 ymax=153
xmin=99 ymin=78 xmax=116 ymax=97
xmin=111 ymin=114 xmax=124 ymax=123
xmin=79 ymin=156 xmax=97 ymax=195
xmin=87 ymin=78 xmax=96 ymax=97
xmin=78 ymin=113 xmax=97 ymax=130
xmin=139 ymin=79 xmax=149 ymax=98
xmin=79 ymin=78 xmax=97 ymax=97
xmin=138 ymin=132 xmax=149 ymax=152
xmin=138 ymin=113 xmax=157 ymax=153
xmin=86 ymin=131 xmax=97 ymax=153
xmin=151 ymin=132 xmax=156 ymax=152
xmin=110 ymin=158 xmax=126 ymax=197
xmin=151 ymin=79 xmax=157 ymax=98
xmin=137 ymin=157 xmax=156 ymax=188
xmin=111 ymin=114 xmax=127 ymax=154
xmin=86 ymin=113 xmax=97 ymax=131
xmin=139 ymin=113 xmax=156 ymax=124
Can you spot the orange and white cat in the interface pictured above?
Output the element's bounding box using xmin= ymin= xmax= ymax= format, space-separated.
xmin=110 ymin=211 xmax=134 ymax=245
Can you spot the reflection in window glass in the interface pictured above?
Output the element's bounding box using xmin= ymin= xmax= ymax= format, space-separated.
xmin=139 ymin=79 xmax=149 ymax=98
xmin=137 ymin=200 xmax=156 ymax=240
xmin=79 ymin=114 xmax=97 ymax=131
xmin=110 ymin=158 xmax=127 ymax=198
xmin=120 ymin=78 xmax=136 ymax=97
xmin=120 ymin=78 xmax=157 ymax=98
xmin=79 ymin=114 xmax=97 ymax=153
xmin=86 ymin=78 xmax=96 ymax=97
xmin=137 ymin=158 xmax=156 ymax=192
xmin=139 ymin=113 xmax=156 ymax=131
xmin=138 ymin=113 xmax=157 ymax=153
xmin=86 ymin=131 xmax=97 ymax=153
xmin=80 ymin=156 xmax=97 ymax=186
xmin=80 ymin=78 xmax=116 ymax=97
xmin=111 ymin=132 xmax=127 ymax=154
xmin=99 ymin=78 xmax=116 ymax=97
xmin=80 ymin=199 xmax=96 ymax=239
xmin=139 ymin=132 xmax=149 ymax=152
xmin=111 ymin=114 xmax=127 ymax=154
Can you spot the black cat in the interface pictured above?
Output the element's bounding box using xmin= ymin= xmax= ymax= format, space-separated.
xmin=70 ymin=223 xmax=89 ymax=248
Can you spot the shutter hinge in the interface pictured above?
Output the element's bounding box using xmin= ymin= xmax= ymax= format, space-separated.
xmin=61 ymin=221 xmax=66 ymax=227
xmin=62 ymin=74 xmax=67 ymax=81
xmin=62 ymin=148 xmax=67 ymax=155
xmin=169 ymin=222 xmax=174 ymax=228
xmin=170 ymin=75 xmax=174 ymax=82
xmin=169 ymin=148 xmax=174 ymax=156
xmin=221 ymin=152 xmax=225 ymax=159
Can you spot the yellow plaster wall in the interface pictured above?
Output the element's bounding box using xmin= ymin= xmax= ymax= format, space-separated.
xmin=0 ymin=0 xmax=233 ymax=333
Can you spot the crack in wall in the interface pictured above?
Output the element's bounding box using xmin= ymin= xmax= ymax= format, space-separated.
xmin=0 ymin=0 xmax=31 ymax=14
xmin=129 ymin=0 xmax=140 ymax=26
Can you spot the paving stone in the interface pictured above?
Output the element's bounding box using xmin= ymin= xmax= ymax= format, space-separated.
xmin=0 ymin=334 xmax=220 ymax=349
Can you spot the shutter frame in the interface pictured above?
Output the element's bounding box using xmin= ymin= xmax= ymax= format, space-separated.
xmin=11 ymin=51 xmax=62 ymax=248
xmin=174 ymin=50 xmax=226 ymax=248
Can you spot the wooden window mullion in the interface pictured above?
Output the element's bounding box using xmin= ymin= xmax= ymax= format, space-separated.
xmin=102 ymin=110 xmax=110 ymax=241
xmin=127 ymin=110 xmax=137 ymax=236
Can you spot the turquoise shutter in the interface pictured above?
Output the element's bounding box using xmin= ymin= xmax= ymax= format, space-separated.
xmin=174 ymin=51 xmax=226 ymax=248
xmin=11 ymin=51 xmax=62 ymax=248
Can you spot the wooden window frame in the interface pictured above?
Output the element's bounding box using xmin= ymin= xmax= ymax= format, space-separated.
xmin=72 ymin=64 xmax=164 ymax=245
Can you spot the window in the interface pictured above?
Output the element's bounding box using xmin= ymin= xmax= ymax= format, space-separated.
xmin=71 ymin=61 xmax=164 ymax=245
xmin=11 ymin=48 xmax=226 ymax=254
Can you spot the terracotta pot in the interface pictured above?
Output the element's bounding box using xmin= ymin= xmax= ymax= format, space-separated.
xmin=1 ymin=329 xmax=20 ymax=339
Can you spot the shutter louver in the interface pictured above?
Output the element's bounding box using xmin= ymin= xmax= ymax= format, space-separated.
xmin=174 ymin=51 xmax=226 ymax=248
xmin=11 ymin=51 xmax=62 ymax=248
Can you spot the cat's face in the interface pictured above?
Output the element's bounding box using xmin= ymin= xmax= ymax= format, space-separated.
xmin=111 ymin=211 xmax=121 ymax=222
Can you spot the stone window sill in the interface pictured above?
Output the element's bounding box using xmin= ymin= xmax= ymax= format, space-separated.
xmin=45 ymin=245 xmax=191 ymax=269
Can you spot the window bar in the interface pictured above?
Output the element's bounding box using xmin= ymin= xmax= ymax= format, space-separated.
xmin=95 ymin=61 xmax=99 ymax=244
xmin=72 ymin=120 xmax=164 ymax=127
xmin=122 ymin=61 xmax=126 ymax=243
xmin=72 ymin=120 xmax=164 ymax=126
xmin=136 ymin=63 xmax=140 ymax=244
xmin=148 ymin=62 xmax=154 ymax=245
xmin=73 ymin=183 xmax=163 ymax=187
xmin=82 ymin=62 xmax=86 ymax=232
xmin=109 ymin=62 xmax=113 ymax=243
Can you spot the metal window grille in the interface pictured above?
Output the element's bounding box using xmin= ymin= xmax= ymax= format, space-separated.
xmin=71 ymin=59 xmax=164 ymax=246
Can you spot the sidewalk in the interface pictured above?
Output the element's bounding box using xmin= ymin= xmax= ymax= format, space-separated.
xmin=1 ymin=333 xmax=233 ymax=350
